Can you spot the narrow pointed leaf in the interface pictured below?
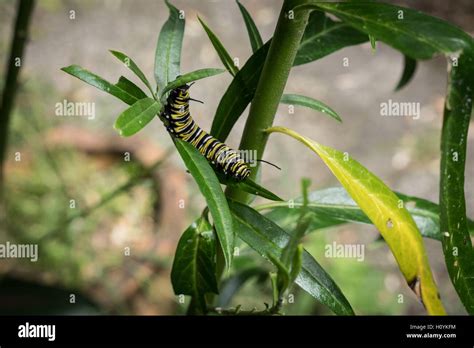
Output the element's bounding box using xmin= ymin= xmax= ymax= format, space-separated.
xmin=154 ymin=0 xmax=185 ymax=90
xmin=174 ymin=140 xmax=234 ymax=270
xmin=229 ymin=200 xmax=354 ymax=315
xmin=110 ymin=50 xmax=154 ymax=95
xmin=198 ymin=17 xmax=238 ymax=76
xmin=171 ymin=217 xmax=218 ymax=314
xmin=266 ymin=126 xmax=445 ymax=315
xmin=114 ymin=97 xmax=161 ymax=136
xmin=61 ymin=65 xmax=138 ymax=105
xmin=280 ymin=94 xmax=342 ymax=122
xmin=161 ymin=68 xmax=225 ymax=97
xmin=236 ymin=0 xmax=263 ymax=53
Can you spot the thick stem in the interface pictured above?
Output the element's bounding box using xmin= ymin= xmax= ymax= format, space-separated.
xmin=226 ymin=0 xmax=310 ymax=202
xmin=215 ymin=0 xmax=310 ymax=300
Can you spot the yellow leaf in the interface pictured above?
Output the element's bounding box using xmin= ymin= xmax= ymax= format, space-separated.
xmin=266 ymin=126 xmax=445 ymax=315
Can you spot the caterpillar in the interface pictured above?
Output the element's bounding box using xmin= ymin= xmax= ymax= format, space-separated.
xmin=162 ymin=84 xmax=251 ymax=181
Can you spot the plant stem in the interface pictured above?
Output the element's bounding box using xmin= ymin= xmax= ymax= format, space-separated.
xmin=0 ymin=0 xmax=35 ymax=191
xmin=226 ymin=0 xmax=310 ymax=202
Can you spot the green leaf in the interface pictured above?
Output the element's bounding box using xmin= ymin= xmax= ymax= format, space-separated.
xmin=294 ymin=10 xmax=368 ymax=66
xmin=160 ymin=68 xmax=226 ymax=98
xmin=198 ymin=17 xmax=239 ymax=76
xmin=265 ymin=126 xmax=445 ymax=315
xmin=280 ymin=94 xmax=342 ymax=122
xmin=440 ymin=52 xmax=474 ymax=314
xmin=113 ymin=97 xmax=161 ymax=137
xmin=259 ymin=187 xmax=474 ymax=241
xmin=216 ymin=171 xmax=283 ymax=201
xmin=61 ymin=65 xmax=138 ymax=105
xmin=154 ymin=0 xmax=185 ymax=90
xmin=210 ymin=42 xmax=271 ymax=141
xmin=299 ymin=2 xmax=474 ymax=60
xmin=236 ymin=0 xmax=263 ymax=53
xmin=110 ymin=50 xmax=155 ymax=95
xmin=171 ymin=217 xmax=218 ymax=314
xmin=395 ymin=55 xmax=417 ymax=91
xmin=174 ymin=140 xmax=234 ymax=270
xmin=229 ymin=200 xmax=354 ymax=315
xmin=115 ymin=76 xmax=148 ymax=100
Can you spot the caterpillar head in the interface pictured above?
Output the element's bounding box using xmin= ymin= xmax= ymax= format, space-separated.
xmin=172 ymin=83 xmax=191 ymax=99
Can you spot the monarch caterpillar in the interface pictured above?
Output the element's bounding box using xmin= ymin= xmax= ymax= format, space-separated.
xmin=162 ymin=84 xmax=251 ymax=181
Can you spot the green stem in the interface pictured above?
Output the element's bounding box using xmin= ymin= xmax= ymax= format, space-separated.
xmin=226 ymin=0 xmax=310 ymax=202
xmin=215 ymin=0 xmax=310 ymax=301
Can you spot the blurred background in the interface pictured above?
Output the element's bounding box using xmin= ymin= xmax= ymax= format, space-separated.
xmin=0 ymin=0 xmax=473 ymax=315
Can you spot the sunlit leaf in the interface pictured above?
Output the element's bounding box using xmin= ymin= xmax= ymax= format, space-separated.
xmin=265 ymin=126 xmax=445 ymax=315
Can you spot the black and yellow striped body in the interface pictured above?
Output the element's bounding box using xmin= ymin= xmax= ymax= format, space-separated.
xmin=162 ymin=84 xmax=250 ymax=181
